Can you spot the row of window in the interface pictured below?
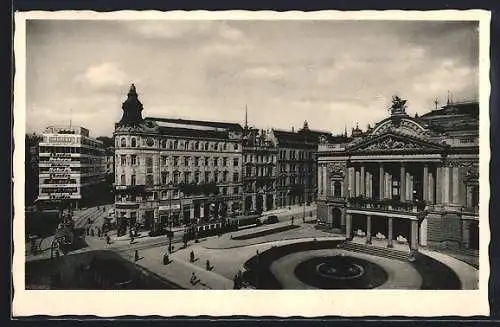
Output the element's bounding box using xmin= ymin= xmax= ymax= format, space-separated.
xmin=245 ymin=166 xmax=275 ymax=177
xmin=277 ymin=176 xmax=314 ymax=187
xmin=243 ymin=154 xmax=276 ymax=164
xmin=118 ymin=154 xmax=240 ymax=168
xmin=118 ymin=137 xmax=240 ymax=152
xmin=118 ymin=171 xmax=241 ymax=186
xmin=279 ymin=164 xmax=313 ymax=173
xmin=278 ymin=150 xmax=313 ymax=160
xmin=116 ymin=186 xmax=241 ymax=202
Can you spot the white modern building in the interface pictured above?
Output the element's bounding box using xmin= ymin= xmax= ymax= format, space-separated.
xmin=37 ymin=125 xmax=106 ymax=209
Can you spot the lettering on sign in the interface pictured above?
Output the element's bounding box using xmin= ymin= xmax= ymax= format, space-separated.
xmin=48 ymin=136 xmax=77 ymax=144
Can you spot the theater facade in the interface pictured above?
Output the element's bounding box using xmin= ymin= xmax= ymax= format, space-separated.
xmin=317 ymin=97 xmax=479 ymax=252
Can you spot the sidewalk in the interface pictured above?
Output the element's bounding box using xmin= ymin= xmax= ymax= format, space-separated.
xmin=119 ymin=245 xmax=234 ymax=290
xmin=419 ymin=248 xmax=479 ymax=290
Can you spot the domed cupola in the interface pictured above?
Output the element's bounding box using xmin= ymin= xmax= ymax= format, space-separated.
xmin=118 ymin=84 xmax=144 ymax=126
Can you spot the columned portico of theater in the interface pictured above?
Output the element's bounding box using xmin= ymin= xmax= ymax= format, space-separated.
xmin=344 ymin=159 xmax=444 ymax=250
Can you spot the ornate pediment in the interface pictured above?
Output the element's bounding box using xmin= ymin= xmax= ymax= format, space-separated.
xmin=347 ymin=133 xmax=445 ymax=153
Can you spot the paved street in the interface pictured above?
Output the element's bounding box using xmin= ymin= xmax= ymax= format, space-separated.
xmin=26 ymin=203 xmax=479 ymax=291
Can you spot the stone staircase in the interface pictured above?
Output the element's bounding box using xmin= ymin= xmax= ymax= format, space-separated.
xmin=339 ymin=241 xmax=410 ymax=261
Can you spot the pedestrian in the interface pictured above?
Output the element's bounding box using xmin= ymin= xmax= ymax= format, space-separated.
xmin=130 ymin=235 xmax=134 ymax=245
xmin=190 ymin=250 xmax=195 ymax=263
xmin=206 ymin=260 xmax=211 ymax=271
xmin=97 ymin=228 xmax=101 ymax=238
xmin=105 ymin=234 xmax=110 ymax=244
xmin=190 ymin=272 xmax=197 ymax=285
xmin=233 ymin=274 xmax=240 ymax=289
xmin=134 ymin=250 xmax=139 ymax=262
xmin=90 ymin=229 xmax=94 ymax=237
xmin=291 ymin=216 xmax=294 ymax=226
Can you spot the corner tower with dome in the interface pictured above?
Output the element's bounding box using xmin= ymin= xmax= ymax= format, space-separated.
xmin=113 ymin=84 xmax=244 ymax=236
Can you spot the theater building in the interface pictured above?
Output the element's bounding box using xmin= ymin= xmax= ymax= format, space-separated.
xmin=317 ymin=97 xmax=479 ymax=252
xmin=272 ymin=122 xmax=329 ymax=208
xmin=242 ymin=125 xmax=278 ymax=213
xmin=37 ymin=125 xmax=106 ymax=209
xmin=114 ymin=85 xmax=244 ymax=232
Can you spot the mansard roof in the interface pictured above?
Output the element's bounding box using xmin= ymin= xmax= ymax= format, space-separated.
xmin=417 ymin=101 xmax=479 ymax=133
xmin=146 ymin=117 xmax=243 ymax=132
xmin=157 ymin=126 xmax=230 ymax=139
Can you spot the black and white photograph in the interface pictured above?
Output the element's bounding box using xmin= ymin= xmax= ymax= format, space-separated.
xmin=13 ymin=10 xmax=490 ymax=317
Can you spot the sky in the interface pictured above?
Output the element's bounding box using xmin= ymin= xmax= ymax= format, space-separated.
xmin=25 ymin=19 xmax=479 ymax=137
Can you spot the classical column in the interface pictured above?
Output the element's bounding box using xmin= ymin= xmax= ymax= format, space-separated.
xmin=406 ymin=172 xmax=411 ymax=202
xmin=190 ymin=205 xmax=195 ymax=220
xmin=452 ymin=167 xmax=460 ymax=204
xmin=420 ymin=218 xmax=428 ymax=247
xmin=423 ymin=165 xmax=429 ymax=202
xmin=387 ymin=217 xmax=393 ymax=248
xmin=435 ymin=167 xmax=442 ymax=204
xmin=340 ymin=181 xmax=345 ymax=198
xmin=441 ymin=166 xmax=450 ymax=204
xmin=379 ymin=164 xmax=385 ymax=200
xmin=360 ymin=165 xmax=365 ymax=197
xmin=409 ymin=175 xmax=414 ymax=202
xmin=345 ymin=213 xmax=352 ymax=240
xmin=366 ymin=215 xmax=372 ymax=244
xmin=388 ymin=174 xmax=393 ymax=199
xmin=384 ymin=172 xmax=389 ymax=199
xmin=386 ymin=173 xmax=391 ymax=199
xmin=400 ymin=164 xmax=406 ymax=202
xmin=317 ymin=165 xmax=323 ymax=196
xmin=322 ymin=166 xmax=328 ymax=198
xmin=466 ymin=185 xmax=473 ymax=208
xmin=366 ymin=173 xmax=371 ymax=198
xmin=263 ymin=194 xmax=267 ymax=211
xmin=410 ymin=220 xmax=419 ymax=251
xmin=428 ymin=169 xmax=435 ymax=204
xmin=355 ymin=169 xmax=360 ymax=197
xmin=365 ymin=172 xmax=371 ymax=198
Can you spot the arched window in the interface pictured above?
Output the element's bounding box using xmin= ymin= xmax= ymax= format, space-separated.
xmin=195 ymin=141 xmax=200 ymax=150
xmin=173 ymin=140 xmax=178 ymax=150
xmin=131 ymin=138 xmax=137 ymax=147
xmin=185 ymin=141 xmax=189 ymax=150
xmin=120 ymin=174 xmax=126 ymax=185
xmin=204 ymin=142 xmax=209 ymax=150
xmin=120 ymin=138 xmax=126 ymax=147
xmin=334 ymin=181 xmax=342 ymax=198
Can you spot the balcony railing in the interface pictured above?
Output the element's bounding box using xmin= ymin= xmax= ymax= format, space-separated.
xmin=347 ymin=197 xmax=427 ymax=213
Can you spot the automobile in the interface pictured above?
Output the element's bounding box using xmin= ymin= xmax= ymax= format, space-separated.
xmin=263 ymin=215 xmax=279 ymax=224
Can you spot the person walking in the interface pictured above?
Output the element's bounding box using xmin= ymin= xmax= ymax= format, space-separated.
xmin=134 ymin=250 xmax=139 ymax=262
xmin=190 ymin=272 xmax=198 ymax=285
xmin=105 ymin=234 xmax=111 ymax=245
